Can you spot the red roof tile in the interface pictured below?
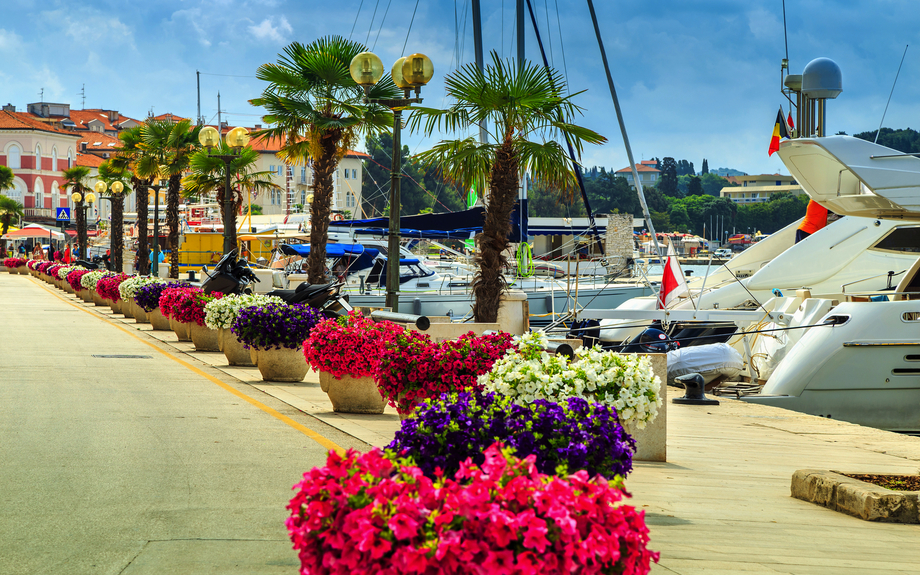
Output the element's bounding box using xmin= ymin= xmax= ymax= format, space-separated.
xmin=76 ymin=153 xmax=103 ymax=168
xmin=616 ymin=164 xmax=660 ymax=173
xmin=0 ymin=110 xmax=80 ymax=136
xmin=76 ymin=131 xmax=122 ymax=152
xmin=68 ymin=109 xmax=140 ymax=133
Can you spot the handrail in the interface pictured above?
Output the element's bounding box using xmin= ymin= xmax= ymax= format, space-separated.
xmin=828 ymin=226 xmax=867 ymax=249
xmin=370 ymin=310 xmax=430 ymax=331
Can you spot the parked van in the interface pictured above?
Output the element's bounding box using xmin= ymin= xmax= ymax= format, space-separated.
xmin=714 ymin=248 xmax=733 ymax=259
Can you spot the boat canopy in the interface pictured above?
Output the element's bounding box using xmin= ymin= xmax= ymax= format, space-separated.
xmin=329 ymin=206 xmax=524 ymax=242
xmin=279 ymin=243 xmax=365 ymax=257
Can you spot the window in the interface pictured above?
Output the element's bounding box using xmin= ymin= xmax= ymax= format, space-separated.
xmin=52 ymin=148 xmax=58 ymax=171
xmin=352 ymin=169 xmax=358 ymax=179
xmin=301 ymin=166 xmax=307 ymax=181
xmin=776 ymin=180 xmax=782 ymax=186
xmin=871 ymin=226 xmax=920 ymax=254
xmin=346 ymin=192 xmax=355 ymax=208
xmin=343 ymin=169 xmax=350 ymax=179
xmin=35 ymin=144 xmax=42 ymax=169
xmin=7 ymin=144 xmax=21 ymax=169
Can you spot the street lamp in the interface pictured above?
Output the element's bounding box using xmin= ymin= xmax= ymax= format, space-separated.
xmin=94 ymin=180 xmax=124 ymax=271
xmin=198 ymin=125 xmax=251 ymax=255
xmin=70 ymin=190 xmax=96 ymax=261
xmin=349 ymin=51 xmax=433 ymax=311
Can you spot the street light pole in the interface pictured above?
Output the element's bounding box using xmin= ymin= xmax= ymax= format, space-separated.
xmin=198 ymin=126 xmax=251 ymax=256
xmin=349 ymin=51 xmax=433 ymax=311
xmin=137 ymin=183 xmax=165 ymax=276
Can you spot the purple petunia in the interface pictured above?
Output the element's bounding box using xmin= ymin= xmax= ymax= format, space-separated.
xmin=231 ymin=302 xmax=324 ymax=350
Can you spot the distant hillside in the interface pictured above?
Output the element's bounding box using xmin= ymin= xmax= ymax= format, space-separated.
xmin=853 ymin=127 xmax=920 ymax=153
xmin=711 ymin=167 xmax=746 ymax=177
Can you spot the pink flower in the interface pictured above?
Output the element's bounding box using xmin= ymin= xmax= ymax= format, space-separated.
xmin=388 ymin=513 xmax=419 ymax=540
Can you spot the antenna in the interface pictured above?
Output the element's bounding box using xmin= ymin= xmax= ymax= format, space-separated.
xmin=875 ymin=44 xmax=909 ymax=144
xmin=39 ymin=88 xmax=44 ymax=103
xmin=80 ymin=84 xmax=85 ymax=109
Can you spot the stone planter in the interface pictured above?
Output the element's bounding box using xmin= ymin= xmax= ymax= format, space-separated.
xmin=91 ymin=292 xmax=106 ymax=307
xmin=111 ymin=299 xmax=123 ymax=315
xmin=122 ymin=301 xmax=135 ymax=318
xmin=190 ymin=323 xmax=220 ymax=352
xmin=319 ymin=371 xmax=386 ymax=414
xmin=255 ymin=347 xmax=308 ymax=382
xmin=250 ymin=348 xmax=258 ymax=366
xmin=221 ymin=329 xmax=255 ymax=366
xmin=80 ymin=289 xmax=94 ymax=303
xmin=148 ymin=308 xmax=172 ymax=331
xmin=63 ymin=281 xmax=74 ymax=294
xmin=170 ymin=317 xmax=191 ymax=341
xmin=133 ymin=302 xmax=149 ymax=323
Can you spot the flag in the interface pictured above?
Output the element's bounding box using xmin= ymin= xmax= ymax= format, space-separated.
xmin=787 ymin=109 xmax=795 ymax=130
xmin=656 ymin=243 xmax=688 ymax=309
xmin=768 ymin=107 xmax=791 ymax=156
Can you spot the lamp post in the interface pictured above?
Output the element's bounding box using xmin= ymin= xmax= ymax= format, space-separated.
xmin=93 ymin=180 xmax=124 ymax=271
xmin=198 ymin=125 xmax=251 ymax=255
xmin=70 ymin=190 xmax=96 ymax=261
xmin=349 ymin=51 xmax=433 ymax=311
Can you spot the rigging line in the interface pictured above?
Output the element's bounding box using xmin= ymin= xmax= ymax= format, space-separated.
xmin=350 ymin=0 xmax=365 ymax=41
xmin=782 ymin=0 xmax=789 ymax=65
xmin=454 ymin=0 xmax=459 ymax=71
xmin=543 ymin=0 xmax=553 ymax=66
xmin=365 ymin=0 xmax=381 ymax=46
xmin=553 ymin=0 xmax=570 ymax=92
xmin=401 ymin=0 xmax=421 ymax=56
xmin=372 ymin=0 xmax=394 ymax=51
xmin=365 ymin=153 xmax=455 ymax=211
xmin=875 ymin=44 xmax=909 ymax=144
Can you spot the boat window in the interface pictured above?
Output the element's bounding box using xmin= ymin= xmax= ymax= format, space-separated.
xmin=901 ymin=311 xmax=920 ymax=322
xmin=367 ymin=260 xmax=384 ymax=287
xmin=869 ymin=226 xmax=920 ymax=254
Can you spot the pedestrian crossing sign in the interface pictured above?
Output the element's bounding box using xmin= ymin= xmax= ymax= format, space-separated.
xmin=56 ymin=207 xmax=71 ymax=221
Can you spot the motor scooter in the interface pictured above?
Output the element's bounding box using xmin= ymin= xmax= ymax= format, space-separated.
xmin=201 ymin=250 xmax=260 ymax=295
xmin=266 ymin=281 xmax=353 ymax=318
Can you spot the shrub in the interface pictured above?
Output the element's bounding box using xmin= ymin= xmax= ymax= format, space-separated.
xmin=287 ymin=443 xmax=659 ymax=575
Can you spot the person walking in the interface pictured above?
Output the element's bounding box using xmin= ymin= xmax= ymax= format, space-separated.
xmin=795 ymin=200 xmax=829 ymax=243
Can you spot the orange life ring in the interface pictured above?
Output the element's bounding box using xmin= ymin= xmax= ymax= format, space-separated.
xmin=332 ymin=213 xmax=344 ymax=222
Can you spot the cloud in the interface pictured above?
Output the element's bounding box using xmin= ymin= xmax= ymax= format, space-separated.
xmin=0 ymin=28 xmax=23 ymax=52
xmin=248 ymin=16 xmax=292 ymax=44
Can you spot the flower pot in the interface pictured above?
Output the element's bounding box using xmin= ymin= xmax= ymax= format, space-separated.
xmin=255 ymin=347 xmax=308 ymax=382
xmin=111 ymin=299 xmax=123 ymax=315
xmin=221 ymin=330 xmax=256 ymax=366
xmin=319 ymin=371 xmax=386 ymax=414
xmin=122 ymin=301 xmax=135 ymax=318
xmin=190 ymin=322 xmax=220 ymax=352
xmin=170 ymin=317 xmax=192 ymax=341
xmin=133 ymin=302 xmax=149 ymax=323
xmin=80 ymin=289 xmax=93 ymax=303
xmin=148 ymin=308 xmax=172 ymax=331
xmin=250 ymin=347 xmax=258 ymax=366
xmin=63 ymin=282 xmax=74 ymax=294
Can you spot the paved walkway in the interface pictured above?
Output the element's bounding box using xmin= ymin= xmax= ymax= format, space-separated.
xmin=4 ymin=270 xmax=920 ymax=574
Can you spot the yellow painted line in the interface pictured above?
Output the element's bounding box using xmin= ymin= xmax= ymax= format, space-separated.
xmin=30 ymin=276 xmax=344 ymax=454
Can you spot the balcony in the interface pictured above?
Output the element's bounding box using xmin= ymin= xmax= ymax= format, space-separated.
xmin=24 ymin=208 xmax=54 ymax=219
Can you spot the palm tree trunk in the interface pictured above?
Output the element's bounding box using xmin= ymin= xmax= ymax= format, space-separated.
xmin=1 ymin=217 xmax=9 ymax=257
xmin=473 ymin=137 xmax=518 ymax=323
xmin=167 ymin=175 xmax=181 ymax=279
xmin=307 ymin=132 xmax=341 ymax=284
xmin=76 ymin=199 xmax=87 ymax=260
xmin=112 ymin=195 xmax=124 ymax=271
xmin=135 ymin=178 xmax=150 ymax=275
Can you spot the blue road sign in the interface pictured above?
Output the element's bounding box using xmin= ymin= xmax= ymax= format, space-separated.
xmin=56 ymin=207 xmax=71 ymax=221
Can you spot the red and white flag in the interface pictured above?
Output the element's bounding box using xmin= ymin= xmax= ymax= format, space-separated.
xmin=657 ymin=243 xmax=689 ymax=309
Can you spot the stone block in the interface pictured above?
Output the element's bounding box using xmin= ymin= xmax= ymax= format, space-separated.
xmin=626 ymin=352 xmax=667 ymax=462
xmin=791 ymin=469 xmax=920 ymax=523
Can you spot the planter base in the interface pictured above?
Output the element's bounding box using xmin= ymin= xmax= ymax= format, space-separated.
xmin=256 ymin=347 xmax=308 ymax=382
xmin=190 ymin=323 xmax=220 ymax=352
xmin=319 ymin=372 xmax=386 ymax=414
xmin=170 ymin=318 xmax=191 ymax=341
xmin=221 ymin=329 xmax=256 ymax=366
xmin=148 ymin=308 xmax=172 ymax=331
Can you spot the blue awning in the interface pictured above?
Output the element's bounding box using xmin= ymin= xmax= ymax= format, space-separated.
xmin=279 ymin=243 xmax=365 ymax=257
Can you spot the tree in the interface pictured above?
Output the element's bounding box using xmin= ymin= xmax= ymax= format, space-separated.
xmin=854 ymin=127 xmax=920 ymax=153
xmin=182 ymin=142 xmax=279 ymax=244
xmin=700 ymin=172 xmax=732 ymax=196
xmin=112 ymin=126 xmax=152 ymax=275
xmin=141 ymin=118 xmax=203 ymax=279
xmin=97 ymin=160 xmax=132 ymax=271
xmin=528 ymin=180 xmax=587 ymax=217
xmin=410 ymin=52 xmax=605 ymax=322
xmin=658 ymin=157 xmax=679 ymax=197
xmin=62 ymin=166 xmax=92 ymax=259
xmin=701 ymin=158 xmax=709 ymax=175
xmin=0 ymin=172 xmax=24 ymax=257
xmin=687 ymin=175 xmax=704 ymax=196
xmin=251 ymin=36 xmax=399 ymax=284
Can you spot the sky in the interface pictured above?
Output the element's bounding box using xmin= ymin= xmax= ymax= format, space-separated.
xmin=2 ymin=0 xmax=919 ymax=177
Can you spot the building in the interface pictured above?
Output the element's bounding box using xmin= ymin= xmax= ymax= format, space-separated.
xmin=719 ymin=174 xmax=804 ymax=204
xmin=244 ymin=126 xmax=368 ymax=219
xmin=615 ymin=160 xmax=660 ymax=188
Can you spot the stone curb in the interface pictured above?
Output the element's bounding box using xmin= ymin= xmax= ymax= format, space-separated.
xmin=791 ymin=469 xmax=920 ymax=523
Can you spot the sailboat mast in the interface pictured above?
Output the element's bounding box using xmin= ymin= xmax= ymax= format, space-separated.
xmin=586 ymin=0 xmax=663 ymax=260
xmin=524 ymin=0 xmax=604 ymax=255
xmin=471 ymin=0 xmax=488 ymax=145
xmin=517 ymin=0 xmax=525 ymax=65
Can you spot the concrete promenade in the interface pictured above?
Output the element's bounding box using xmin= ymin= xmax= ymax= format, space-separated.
xmin=3 ymin=270 xmax=920 ymax=574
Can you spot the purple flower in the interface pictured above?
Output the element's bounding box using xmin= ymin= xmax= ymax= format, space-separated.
xmin=387 ymin=391 xmax=636 ymax=480
xmin=134 ymin=281 xmax=185 ymax=312
xmin=231 ymin=302 xmax=323 ymax=350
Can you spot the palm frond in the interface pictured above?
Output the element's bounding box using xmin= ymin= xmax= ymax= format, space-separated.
xmin=413 ymin=138 xmax=496 ymax=193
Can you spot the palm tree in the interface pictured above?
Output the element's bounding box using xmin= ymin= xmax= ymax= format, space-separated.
xmin=1 ymin=169 xmax=24 ymax=257
xmin=409 ymin=53 xmax=606 ymax=322
xmin=113 ymin=125 xmax=153 ymax=275
xmin=141 ymin=118 xmax=203 ymax=279
xmin=97 ymin=160 xmax=132 ymax=271
xmin=182 ymin=142 xmax=280 ymax=247
xmin=250 ymin=36 xmax=398 ymax=284
xmin=62 ymin=166 xmax=93 ymax=260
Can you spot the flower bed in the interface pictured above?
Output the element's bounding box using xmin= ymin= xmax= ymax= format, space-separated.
xmin=118 ymin=276 xmax=163 ymax=305
xmin=55 ymin=265 xmax=79 ymax=281
xmin=66 ymin=269 xmax=92 ymax=291
xmin=231 ymin=302 xmax=322 ymax=350
xmin=3 ymin=257 xmax=26 ymax=269
xmin=481 ymin=332 xmax=662 ymax=429
xmin=158 ymin=286 xmax=201 ymax=320
xmin=376 ymin=330 xmax=514 ymax=413
xmin=303 ymin=311 xmax=405 ymax=379
xmin=80 ymin=270 xmax=112 ymax=292
xmin=96 ymin=273 xmax=130 ymax=301
xmin=287 ymin=443 xmax=659 ymax=575
xmin=388 ymin=391 xmax=635 ymax=480
xmin=175 ymin=290 xmax=223 ymax=326
xmin=134 ymin=280 xmax=181 ymax=312
xmin=203 ymin=293 xmax=285 ymax=330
